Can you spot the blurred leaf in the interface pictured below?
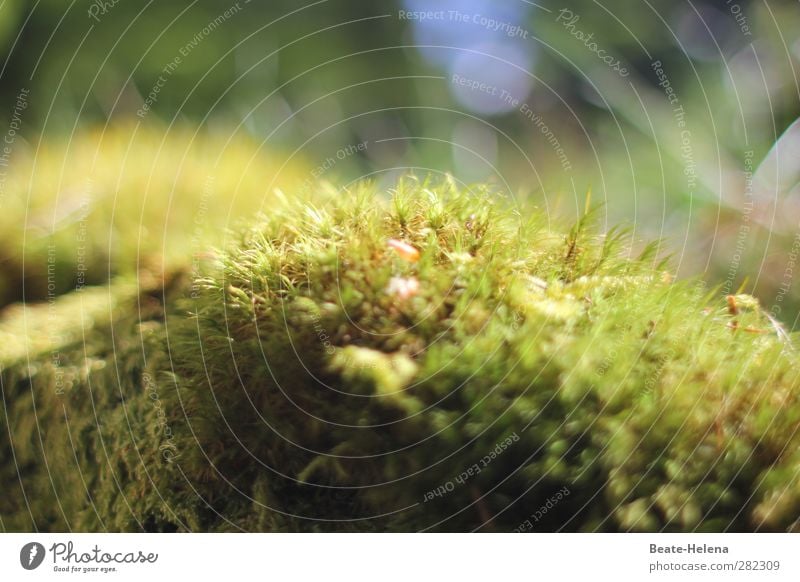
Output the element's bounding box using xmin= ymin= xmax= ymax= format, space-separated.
xmin=754 ymin=116 xmax=800 ymax=198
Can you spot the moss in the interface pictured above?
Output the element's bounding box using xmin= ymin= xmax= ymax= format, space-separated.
xmin=0 ymin=124 xmax=306 ymax=308
xmin=2 ymin=177 xmax=799 ymax=532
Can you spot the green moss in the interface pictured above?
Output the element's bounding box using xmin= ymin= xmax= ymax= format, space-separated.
xmin=2 ymin=177 xmax=799 ymax=532
xmin=0 ymin=124 xmax=306 ymax=308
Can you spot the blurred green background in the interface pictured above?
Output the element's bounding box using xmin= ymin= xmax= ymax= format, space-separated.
xmin=1 ymin=0 xmax=799 ymax=325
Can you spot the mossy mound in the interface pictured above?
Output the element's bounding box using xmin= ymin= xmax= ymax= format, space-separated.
xmin=2 ymin=178 xmax=799 ymax=532
xmin=0 ymin=124 xmax=306 ymax=308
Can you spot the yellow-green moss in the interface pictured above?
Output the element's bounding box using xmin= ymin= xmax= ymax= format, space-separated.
xmin=2 ymin=177 xmax=799 ymax=532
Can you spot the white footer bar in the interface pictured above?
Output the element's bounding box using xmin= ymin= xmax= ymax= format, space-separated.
xmin=1 ymin=533 xmax=797 ymax=580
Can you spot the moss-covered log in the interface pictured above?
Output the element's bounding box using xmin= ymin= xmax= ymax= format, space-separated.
xmin=2 ymin=178 xmax=799 ymax=532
